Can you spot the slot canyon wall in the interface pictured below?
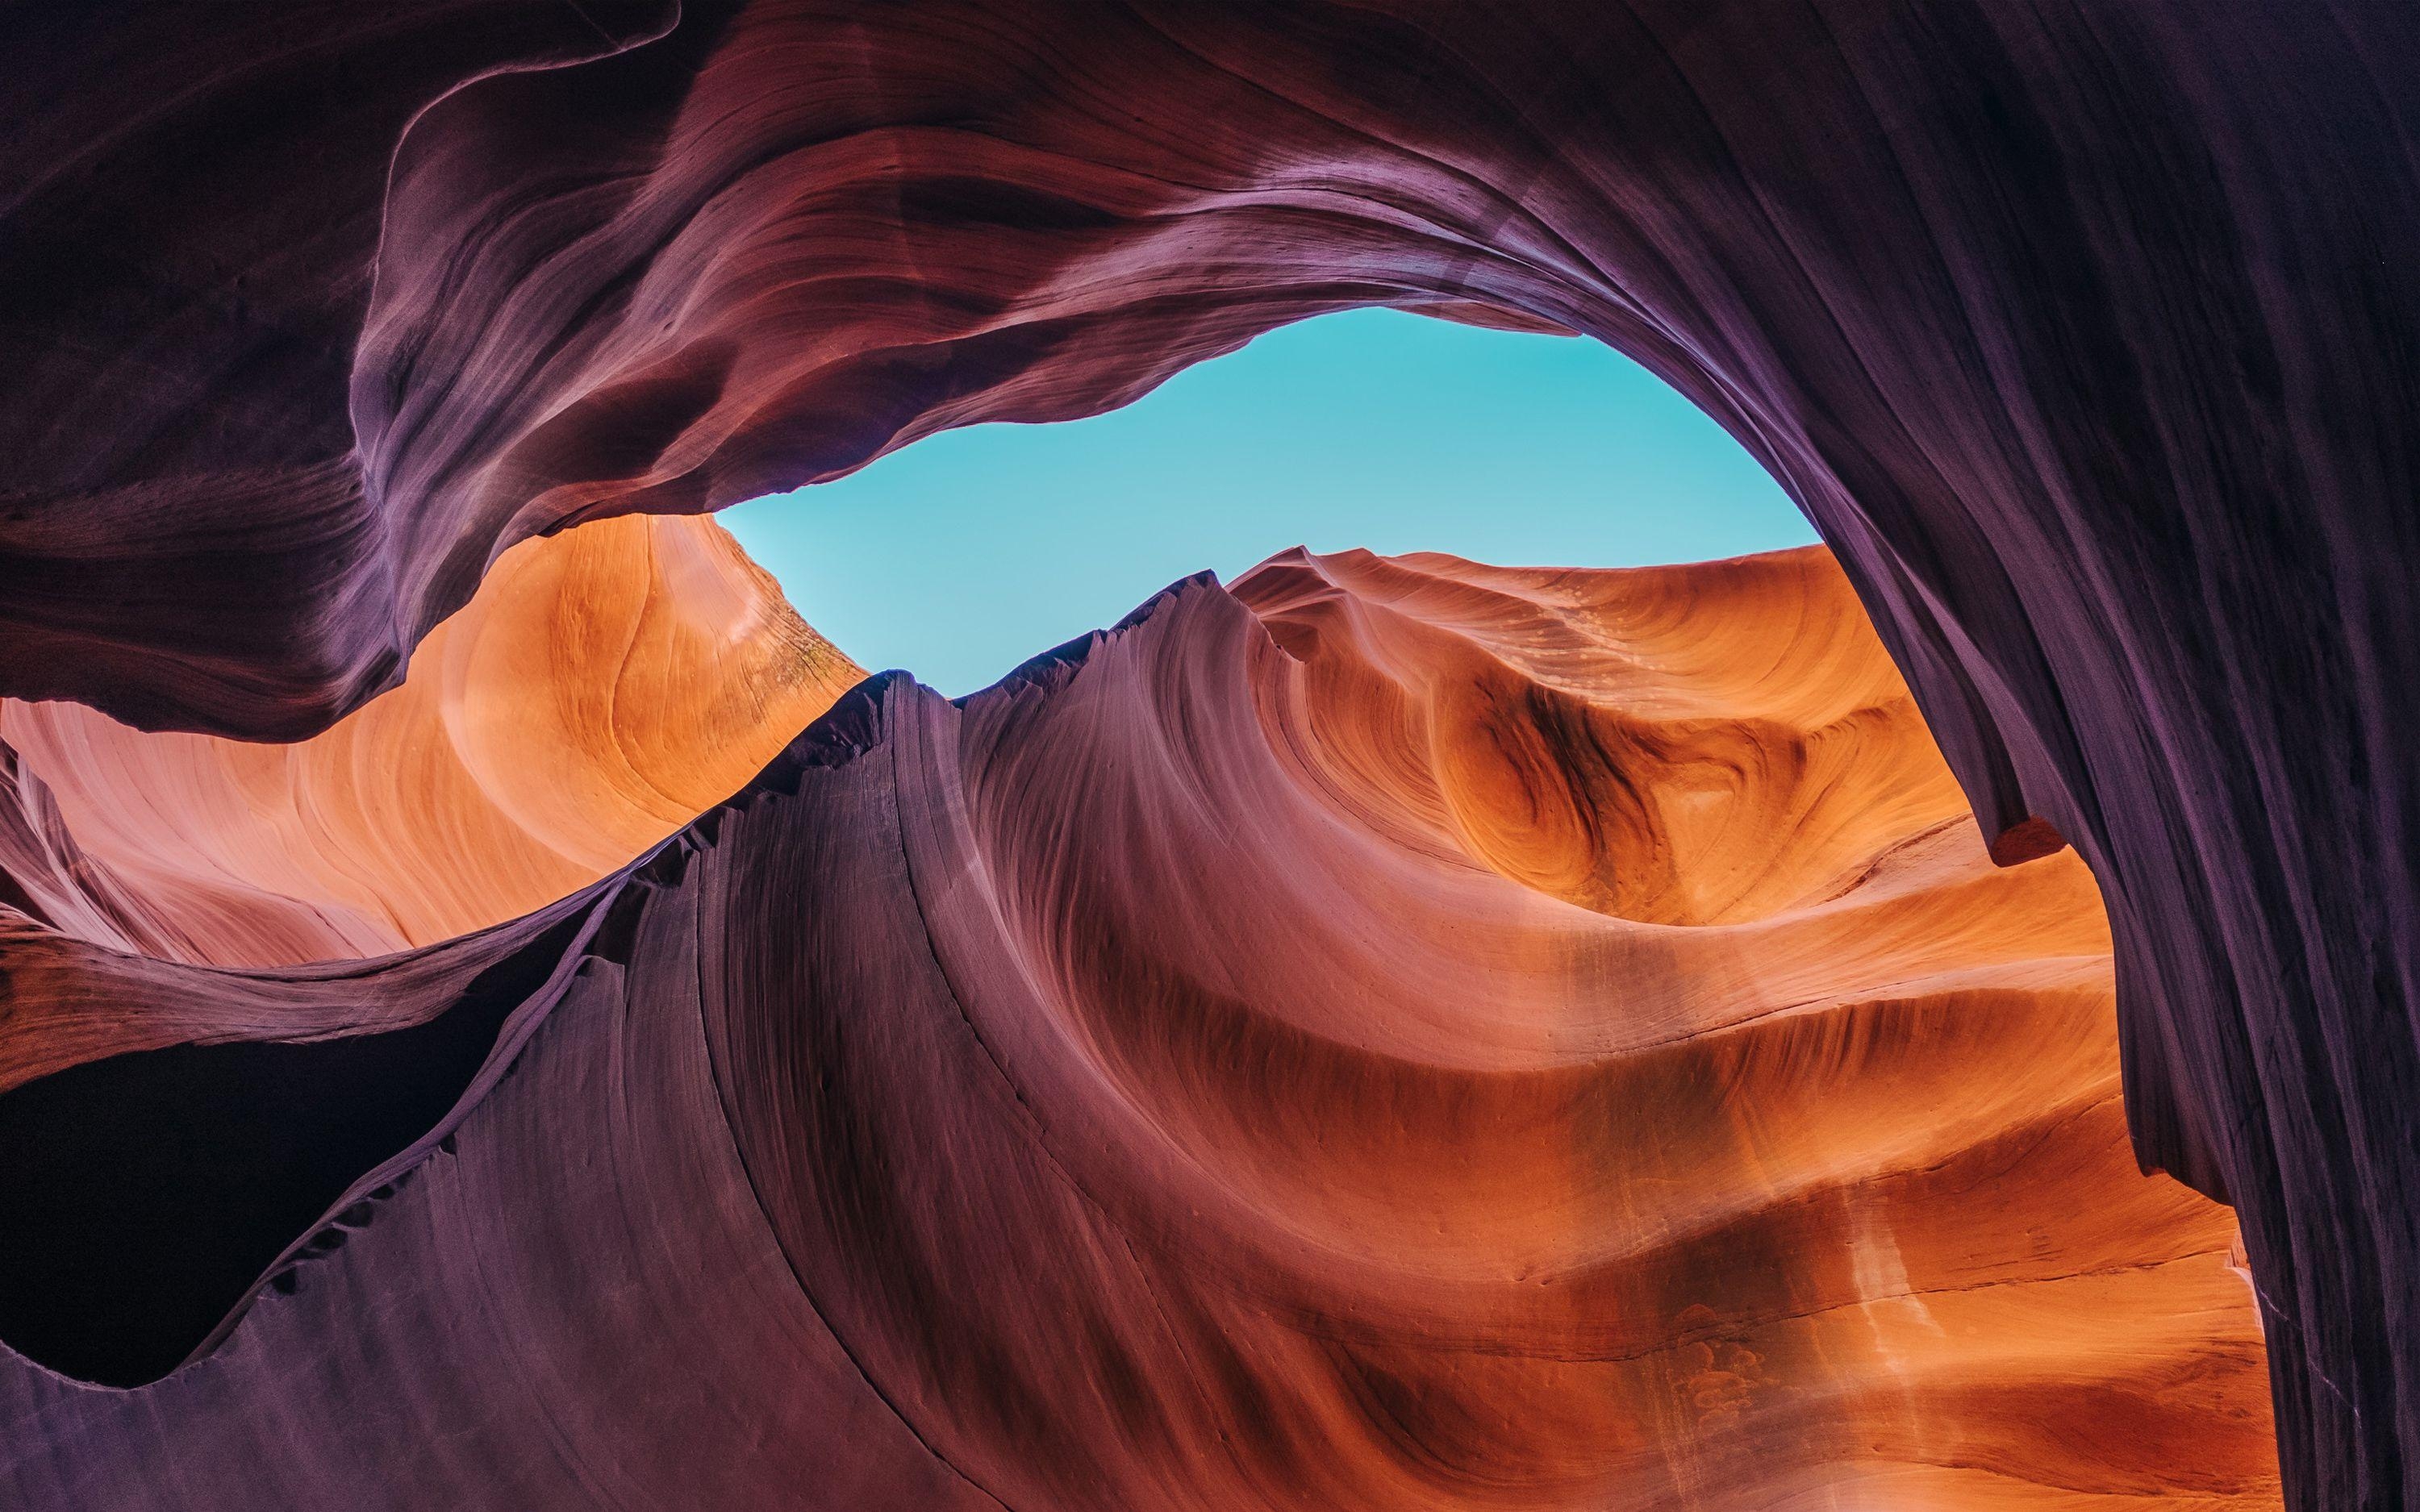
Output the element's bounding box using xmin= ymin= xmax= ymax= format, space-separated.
xmin=1 ymin=545 xmax=2280 ymax=1507
xmin=2 ymin=2 xmax=2414 ymax=1506
xmin=1 ymin=513 xmax=858 ymax=972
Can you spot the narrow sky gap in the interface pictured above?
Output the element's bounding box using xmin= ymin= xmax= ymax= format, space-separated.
xmin=723 ymin=308 xmax=1815 ymax=697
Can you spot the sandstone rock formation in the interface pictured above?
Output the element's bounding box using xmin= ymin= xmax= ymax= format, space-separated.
xmin=4 ymin=3 xmax=2413 ymax=1502
xmin=0 ymin=547 xmax=2278 ymax=1509
xmin=0 ymin=513 xmax=858 ymax=970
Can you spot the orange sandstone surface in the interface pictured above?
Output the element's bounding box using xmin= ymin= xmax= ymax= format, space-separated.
xmin=0 ymin=540 xmax=2276 ymax=1509
xmin=0 ymin=514 xmax=859 ymax=967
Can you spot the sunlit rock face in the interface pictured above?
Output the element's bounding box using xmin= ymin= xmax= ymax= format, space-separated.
xmin=0 ymin=547 xmax=2277 ymax=1510
xmin=5 ymin=4 xmax=2414 ymax=1502
xmin=0 ymin=514 xmax=858 ymax=970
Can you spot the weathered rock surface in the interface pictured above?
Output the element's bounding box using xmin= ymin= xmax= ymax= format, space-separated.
xmin=0 ymin=549 xmax=2277 ymax=1509
xmin=4 ymin=3 xmax=2414 ymax=1501
xmin=0 ymin=513 xmax=857 ymax=972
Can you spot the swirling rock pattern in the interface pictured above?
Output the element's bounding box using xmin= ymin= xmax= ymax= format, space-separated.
xmin=4 ymin=3 xmax=2414 ymax=1502
xmin=0 ymin=548 xmax=2277 ymax=1509
xmin=0 ymin=513 xmax=858 ymax=970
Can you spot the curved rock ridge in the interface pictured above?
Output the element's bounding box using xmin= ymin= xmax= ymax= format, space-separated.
xmin=0 ymin=548 xmax=2276 ymax=1509
xmin=1230 ymin=548 xmax=1976 ymax=927
xmin=0 ymin=513 xmax=859 ymax=968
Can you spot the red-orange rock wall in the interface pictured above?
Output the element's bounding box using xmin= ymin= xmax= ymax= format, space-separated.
xmin=0 ymin=546 xmax=2279 ymax=1509
xmin=0 ymin=513 xmax=858 ymax=970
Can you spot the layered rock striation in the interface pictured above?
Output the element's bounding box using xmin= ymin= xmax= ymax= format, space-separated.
xmin=0 ymin=513 xmax=858 ymax=972
xmin=5 ymin=3 xmax=2415 ymax=1499
xmin=0 ymin=548 xmax=2277 ymax=1509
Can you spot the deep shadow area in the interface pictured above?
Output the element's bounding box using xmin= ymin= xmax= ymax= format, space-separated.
xmin=0 ymin=911 xmax=587 ymax=1386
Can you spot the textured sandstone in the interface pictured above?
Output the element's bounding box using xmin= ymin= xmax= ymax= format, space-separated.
xmin=0 ymin=548 xmax=2277 ymax=1509
xmin=2 ymin=3 xmax=2414 ymax=1502
xmin=0 ymin=513 xmax=858 ymax=971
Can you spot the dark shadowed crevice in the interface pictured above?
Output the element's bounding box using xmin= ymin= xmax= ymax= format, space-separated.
xmin=0 ymin=909 xmax=590 ymax=1388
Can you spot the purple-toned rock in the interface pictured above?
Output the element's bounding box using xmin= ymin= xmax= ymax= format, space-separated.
xmin=2 ymin=4 xmax=2416 ymax=1505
